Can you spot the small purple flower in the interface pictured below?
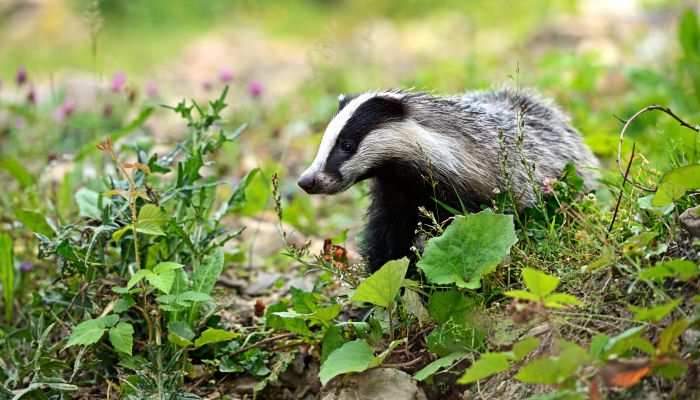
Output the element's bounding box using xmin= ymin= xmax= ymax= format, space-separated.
xmin=53 ymin=99 xmax=75 ymax=122
xmin=248 ymin=81 xmax=263 ymax=98
xmin=0 ymin=79 xmax=3 ymax=92
xmin=16 ymin=66 xmax=27 ymax=86
xmin=542 ymin=177 xmax=558 ymax=196
xmin=20 ymin=262 xmax=33 ymax=272
xmin=110 ymin=72 xmax=126 ymax=93
xmin=202 ymin=79 xmax=213 ymax=91
xmin=146 ymin=80 xmax=159 ymax=97
xmin=219 ymin=69 xmax=234 ymax=83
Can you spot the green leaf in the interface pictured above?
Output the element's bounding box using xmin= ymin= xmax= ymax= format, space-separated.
xmin=319 ymin=339 xmax=374 ymax=385
xmin=652 ymin=164 xmax=700 ymax=206
xmin=415 ymin=352 xmax=468 ymax=381
xmin=511 ymin=336 xmax=540 ymax=361
xmin=194 ymin=328 xmax=238 ymax=348
xmin=515 ymin=340 xmax=587 ymax=384
xmin=544 ymin=293 xmax=583 ymax=309
xmin=630 ymin=298 xmax=683 ymax=322
xmin=679 ymin=10 xmax=700 ymax=58
xmin=291 ymin=286 xmax=320 ymax=314
xmin=179 ymin=291 xmax=214 ymax=302
xmin=193 ymin=249 xmax=224 ymax=296
xmin=522 ymin=268 xmax=559 ymax=298
xmin=417 ymin=211 xmax=517 ymax=288
xmin=321 ymin=325 xmax=346 ymax=364
xmin=75 ymin=188 xmax=101 ymax=219
xmin=265 ymin=301 xmax=312 ymax=336
xmin=658 ymin=319 xmax=687 ymax=354
xmin=640 ymin=260 xmax=698 ymax=282
xmin=101 ymin=314 xmax=119 ymax=328
xmin=114 ymin=295 xmax=135 ymax=313
xmin=225 ymin=168 xmax=261 ymax=213
xmin=428 ymin=290 xmax=479 ymax=326
xmin=352 ymin=258 xmax=408 ymax=308
xmin=67 ymin=319 xmax=106 ymax=347
xmin=604 ymin=326 xmax=646 ymax=355
xmin=112 ymin=226 xmax=133 ymax=242
xmin=272 ymin=303 xmax=342 ymax=322
xmin=15 ymin=209 xmax=53 ymax=237
xmin=503 ymin=290 xmax=541 ymax=302
xmin=168 ymin=321 xmax=195 ymax=348
xmin=153 ymin=261 xmax=184 ymax=273
xmin=147 ymin=269 xmax=176 ymax=294
xmin=368 ymin=339 xmax=404 ymax=368
xmin=588 ymin=334 xmax=609 ymax=360
xmin=458 ymin=353 xmax=511 ymax=384
xmin=137 ymin=205 xmax=168 ymax=236
xmin=109 ymin=322 xmax=134 ymax=355
xmin=0 ymin=232 xmax=14 ymax=322
xmin=0 ymin=158 xmax=34 ymax=188
xmin=126 ymin=269 xmax=152 ymax=290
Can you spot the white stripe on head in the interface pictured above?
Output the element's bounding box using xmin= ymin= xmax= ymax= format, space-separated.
xmin=303 ymin=92 xmax=375 ymax=175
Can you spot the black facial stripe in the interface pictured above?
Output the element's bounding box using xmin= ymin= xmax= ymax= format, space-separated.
xmin=324 ymin=95 xmax=406 ymax=175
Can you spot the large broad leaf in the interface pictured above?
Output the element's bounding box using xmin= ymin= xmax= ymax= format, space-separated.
xmin=193 ymin=249 xmax=224 ymax=295
xmin=319 ymin=339 xmax=374 ymax=385
xmin=75 ymin=188 xmax=101 ymax=219
xmin=67 ymin=319 xmax=106 ymax=347
xmin=194 ymin=328 xmax=238 ymax=348
xmin=272 ymin=303 xmax=342 ymax=322
xmin=108 ymin=322 xmax=134 ymax=355
xmin=352 ymin=258 xmax=408 ymax=308
xmin=168 ymin=321 xmax=195 ymax=348
xmin=417 ymin=211 xmax=517 ymax=288
xmin=0 ymin=233 xmax=14 ymax=322
xmin=652 ymin=164 xmax=700 ymax=206
xmin=15 ymin=209 xmax=53 ymax=237
xmin=136 ymin=205 xmax=168 ymax=236
xmin=415 ymin=351 xmax=468 ymax=381
xmin=428 ymin=290 xmax=479 ymax=326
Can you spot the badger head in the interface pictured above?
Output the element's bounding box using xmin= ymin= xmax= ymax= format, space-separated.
xmin=298 ymin=91 xmax=408 ymax=194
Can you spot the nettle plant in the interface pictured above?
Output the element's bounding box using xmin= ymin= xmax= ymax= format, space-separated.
xmin=35 ymin=87 xmax=257 ymax=397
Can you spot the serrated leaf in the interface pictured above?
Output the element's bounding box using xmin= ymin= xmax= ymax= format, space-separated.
xmin=415 ymin=351 xmax=468 ymax=381
xmin=137 ymin=205 xmax=168 ymax=236
xmin=458 ymin=353 xmax=511 ymax=384
xmin=194 ymin=328 xmax=238 ymax=348
xmin=630 ymin=298 xmax=683 ymax=322
xmin=352 ymin=258 xmax=408 ymax=308
xmin=168 ymin=321 xmax=195 ymax=348
xmin=148 ymin=269 xmax=176 ymax=294
xmin=193 ymin=249 xmax=224 ymax=296
xmin=15 ymin=209 xmax=53 ymax=237
xmin=113 ymin=295 xmax=135 ymax=313
xmin=417 ymin=211 xmax=517 ymax=288
xmin=101 ymin=314 xmax=119 ymax=328
xmin=153 ymin=261 xmax=184 ymax=273
xmin=544 ymin=293 xmax=582 ymax=308
xmin=522 ymin=268 xmax=559 ymax=298
xmin=67 ymin=319 xmax=106 ymax=347
xmin=652 ymin=164 xmax=700 ymax=206
xmin=109 ymin=322 xmax=134 ymax=355
xmin=515 ymin=340 xmax=587 ymax=384
xmin=504 ymin=290 xmax=541 ymax=302
xmin=511 ymin=336 xmax=540 ymax=361
xmin=179 ymin=291 xmax=214 ymax=302
xmin=319 ymin=339 xmax=374 ymax=385
xmin=126 ymin=269 xmax=152 ymax=290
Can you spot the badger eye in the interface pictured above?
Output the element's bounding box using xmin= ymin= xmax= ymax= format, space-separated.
xmin=340 ymin=141 xmax=354 ymax=153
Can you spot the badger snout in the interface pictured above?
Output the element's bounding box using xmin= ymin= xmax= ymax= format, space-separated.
xmin=297 ymin=173 xmax=318 ymax=194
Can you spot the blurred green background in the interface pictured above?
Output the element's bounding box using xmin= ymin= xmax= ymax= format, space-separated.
xmin=1 ymin=0 xmax=699 ymax=245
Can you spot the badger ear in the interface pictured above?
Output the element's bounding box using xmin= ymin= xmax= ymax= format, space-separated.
xmin=338 ymin=94 xmax=355 ymax=112
xmin=368 ymin=93 xmax=406 ymax=120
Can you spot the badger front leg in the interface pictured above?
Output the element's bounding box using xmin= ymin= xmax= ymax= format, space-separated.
xmin=361 ymin=181 xmax=420 ymax=273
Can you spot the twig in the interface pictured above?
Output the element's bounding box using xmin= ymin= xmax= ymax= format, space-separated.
xmin=62 ymin=282 xmax=90 ymax=319
xmin=230 ymin=332 xmax=296 ymax=357
xmin=608 ymin=142 xmax=636 ymax=237
xmin=616 ymin=105 xmax=699 ymax=193
xmin=380 ymin=354 xmax=426 ymax=369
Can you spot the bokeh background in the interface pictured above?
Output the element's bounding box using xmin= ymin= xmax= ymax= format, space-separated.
xmin=1 ymin=0 xmax=699 ymax=266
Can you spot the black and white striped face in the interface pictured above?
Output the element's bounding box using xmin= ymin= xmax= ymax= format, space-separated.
xmin=298 ymin=92 xmax=407 ymax=194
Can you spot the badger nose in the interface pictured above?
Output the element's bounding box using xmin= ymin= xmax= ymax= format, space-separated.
xmin=298 ymin=174 xmax=317 ymax=194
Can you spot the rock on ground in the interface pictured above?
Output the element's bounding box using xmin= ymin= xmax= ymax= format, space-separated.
xmin=320 ymin=368 xmax=427 ymax=400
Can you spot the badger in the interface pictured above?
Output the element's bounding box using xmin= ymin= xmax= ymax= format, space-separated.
xmin=298 ymin=89 xmax=599 ymax=272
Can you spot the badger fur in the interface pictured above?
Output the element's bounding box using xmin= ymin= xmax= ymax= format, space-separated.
xmin=298 ymin=89 xmax=599 ymax=272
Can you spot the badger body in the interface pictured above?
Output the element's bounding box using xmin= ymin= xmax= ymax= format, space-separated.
xmin=298 ymin=89 xmax=599 ymax=272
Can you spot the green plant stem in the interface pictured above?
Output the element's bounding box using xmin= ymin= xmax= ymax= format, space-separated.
xmin=388 ymin=306 xmax=394 ymax=342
